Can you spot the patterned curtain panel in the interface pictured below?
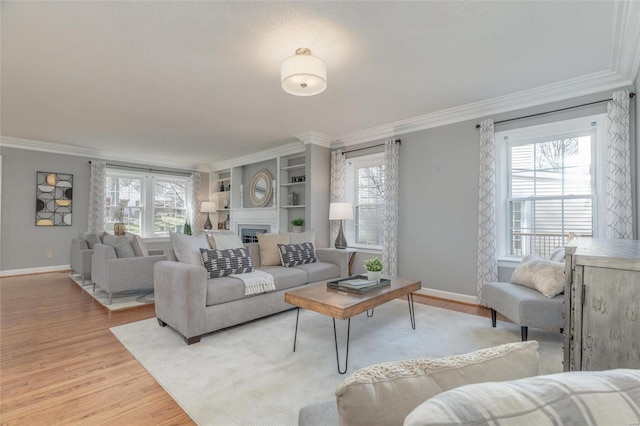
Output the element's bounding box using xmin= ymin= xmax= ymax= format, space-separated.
xmin=606 ymin=90 xmax=633 ymax=239
xmin=88 ymin=160 xmax=106 ymax=233
xmin=330 ymin=150 xmax=346 ymax=246
xmin=476 ymin=119 xmax=498 ymax=304
xmin=382 ymin=139 xmax=400 ymax=277
xmin=188 ymin=172 xmax=202 ymax=233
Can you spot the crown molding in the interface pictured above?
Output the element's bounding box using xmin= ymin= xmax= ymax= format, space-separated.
xmin=334 ymin=70 xmax=632 ymax=147
xmin=0 ymin=136 xmax=209 ymax=172
xmin=611 ymin=0 xmax=640 ymax=81
xmin=293 ymin=130 xmax=334 ymax=148
xmin=211 ymin=141 xmax=304 ymax=171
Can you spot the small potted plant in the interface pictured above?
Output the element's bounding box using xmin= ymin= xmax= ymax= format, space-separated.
xmin=291 ymin=218 xmax=304 ymax=233
xmin=364 ymin=258 xmax=383 ymax=283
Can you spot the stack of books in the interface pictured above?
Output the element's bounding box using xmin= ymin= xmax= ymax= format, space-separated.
xmin=327 ymin=275 xmax=390 ymax=294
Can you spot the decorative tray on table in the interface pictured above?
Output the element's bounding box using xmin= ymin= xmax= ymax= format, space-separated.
xmin=327 ymin=275 xmax=391 ymax=295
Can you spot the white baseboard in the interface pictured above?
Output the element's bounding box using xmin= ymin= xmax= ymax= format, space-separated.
xmin=0 ymin=264 xmax=71 ymax=277
xmin=415 ymin=287 xmax=479 ymax=305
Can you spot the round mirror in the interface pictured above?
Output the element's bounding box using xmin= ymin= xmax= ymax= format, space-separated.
xmin=249 ymin=169 xmax=273 ymax=207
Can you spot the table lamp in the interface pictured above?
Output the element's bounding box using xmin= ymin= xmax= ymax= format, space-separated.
xmin=201 ymin=201 xmax=217 ymax=230
xmin=329 ymin=202 xmax=353 ymax=249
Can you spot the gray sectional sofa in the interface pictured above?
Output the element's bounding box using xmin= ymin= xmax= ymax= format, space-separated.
xmin=154 ymin=241 xmax=351 ymax=344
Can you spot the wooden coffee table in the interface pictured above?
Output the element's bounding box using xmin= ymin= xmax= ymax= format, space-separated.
xmin=284 ymin=277 xmax=421 ymax=374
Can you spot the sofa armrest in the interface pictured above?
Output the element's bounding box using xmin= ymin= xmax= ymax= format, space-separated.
xmin=91 ymin=243 xmax=117 ymax=287
xmin=154 ymin=260 xmax=208 ymax=341
xmin=70 ymin=238 xmax=93 ymax=276
xmin=106 ymin=254 xmax=167 ymax=292
xmin=316 ymin=248 xmax=352 ymax=277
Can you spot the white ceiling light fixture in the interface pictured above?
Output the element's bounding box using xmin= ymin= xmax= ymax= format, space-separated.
xmin=281 ymin=48 xmax=327 ymax=96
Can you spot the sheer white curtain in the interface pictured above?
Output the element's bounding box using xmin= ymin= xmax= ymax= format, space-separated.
xmin=476 ymin=119 xmax=498 ymax=304
xmin=606 ymin=90 xmax=633 ymax=239
xmin=330 ymin=150 xmax=346 ymax=246
xmin=88 ymin=160 xmax=106 ymax=233
xmin=382 ymin=139 xmax=400 ymax=277
xmin=188 ymin=172 xmax=202 ymax=233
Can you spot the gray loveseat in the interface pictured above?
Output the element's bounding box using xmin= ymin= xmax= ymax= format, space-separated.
xmin=154 ymin=242 xmax=350 ymax=344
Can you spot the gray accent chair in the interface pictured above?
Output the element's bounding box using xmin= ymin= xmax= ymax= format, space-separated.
xmin=70 ymin=238 xmax=93 ymax=283
xmin=483 ymin=282 xmax=564 ymax=341
xmin=91 ymin=243 xmax=167 ymax=304
xmin=484 ymin=248 xmax=565 ymax=341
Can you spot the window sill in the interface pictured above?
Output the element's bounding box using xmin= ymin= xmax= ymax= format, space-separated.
xmin=498 ymin=257 xmax=523 ymax=268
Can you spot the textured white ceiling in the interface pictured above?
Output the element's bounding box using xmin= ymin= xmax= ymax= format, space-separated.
xmin=1 ymin=1 xmax=636 ymax=169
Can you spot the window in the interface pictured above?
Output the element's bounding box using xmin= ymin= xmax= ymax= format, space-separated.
xmin=496 ymin=114 xmax=607 ymax=259
xmin=345 ymin=153 xmax=385 ymax=248
xmin=105 ymin=169 xmax=189 ymax=238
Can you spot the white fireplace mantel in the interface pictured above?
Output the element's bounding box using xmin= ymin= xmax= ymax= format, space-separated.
xmin=230 ymin=208 xmax=279 ymax=235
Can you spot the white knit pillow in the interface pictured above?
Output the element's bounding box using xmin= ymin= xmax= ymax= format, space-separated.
xmin=511 ymin=255 xmax=564 ymax=298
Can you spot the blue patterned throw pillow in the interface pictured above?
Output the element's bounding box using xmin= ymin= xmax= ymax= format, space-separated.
xmin=277 ymin=242 xmax=317 ymax=267
xmin=200 ymin=247 xmax=254 ymax=279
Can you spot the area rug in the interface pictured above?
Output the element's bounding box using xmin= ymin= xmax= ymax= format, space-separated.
xmin=110 ymin=300 xmax=563 ymax=426
xmin=70 ymin=273 xmax=154 ymax=311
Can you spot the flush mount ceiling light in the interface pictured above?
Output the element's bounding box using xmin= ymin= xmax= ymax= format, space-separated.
xmin=281 ymin=48 xmax=327 ymax=96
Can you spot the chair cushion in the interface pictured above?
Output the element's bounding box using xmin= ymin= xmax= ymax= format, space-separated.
xmin=102 ymin=235 xmax=135 ymax=258
xmin=483 ymin=282 xmax=564 ymax=329
xmin=257 ymin=233 xmax=290 ymax=266
xmin=80 ymin=232 xmax=102 ymax=249
xmin=125 ymin=233 xmax=148 ymax=257
xmin=170 ymin=232 xmax=209 ymax=265
xmin=335 ymin=341 xmax=540 ymax=426
xmin=200 ymin=248 xmax=254 ymax=279
xmin=404 ymin=369 xmax=640 ymax=426
xmin=510 ymin=255 xmax=564 ymax=298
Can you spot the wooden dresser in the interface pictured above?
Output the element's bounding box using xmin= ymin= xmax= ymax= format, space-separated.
xmin=564 ymin=238 xmax=640 ymax=371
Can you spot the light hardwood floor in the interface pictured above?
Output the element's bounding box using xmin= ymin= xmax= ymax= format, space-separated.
xmin=0 ymin=272 xmax=494 ymax=424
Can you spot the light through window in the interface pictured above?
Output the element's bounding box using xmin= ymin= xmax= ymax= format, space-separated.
xmin=346 ymin=153 xmax=385 ymax=248
xmin=507 ymin=135 xmax=594 ymax=257
xmin=105 ymin=169 xmax=189 ymax=237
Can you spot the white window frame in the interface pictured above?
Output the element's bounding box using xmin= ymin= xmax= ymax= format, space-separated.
xmin=495 ymin=113 xmax=608 ymax=262
xmin=344 ymin=152 xmax=385 ymax=251
xmin=105 ymin=169 xmax=190 ymax=238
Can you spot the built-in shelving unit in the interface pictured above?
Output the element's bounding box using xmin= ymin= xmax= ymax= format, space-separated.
xmin=279 ymin=154 xmax=307 ymax=232
xmin=211 ymin=169 xmax=231 ymax=229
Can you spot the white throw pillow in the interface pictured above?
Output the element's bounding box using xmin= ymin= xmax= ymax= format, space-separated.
xmin=510 ymin=256 xmax=564 ymax=298
xmin=212 ymin=234 xmax=244 ymax=250
xmin=169 ymin=232 xmax=209 ymax=265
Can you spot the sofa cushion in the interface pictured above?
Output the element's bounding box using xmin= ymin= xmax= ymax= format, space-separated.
xmin=510 ymin=255 xmax=564 ymax=298
xmin=170 ymin=232 xmax=209 ymax=265
xmin=211 ymin=233 xmax=244 ymax=250
xmin=404 ymin=369 xmax=640 ymax=426
xmin=335 ymin=341 xmax=540 ymax=426
xmin=257 ymin=233 xmax=290 ymax=266
xmin=125 ymin=233 xmax=148 ymax=257
xmin=102 ymin=235 xmax=135 ymax=258
xmin=200 ymin=248 xmax=254 ymax=279
xmin=257 ymin=266 xmax=308 ymax=291
xmin=289 ymin=230 xmax=316 ymax=245
xmin=278 ymin=242 xmax=318 ymax=267
xmin=294 ymin=262 xmax=340 ymax=283
xmin=80 ymin=232 xmax=101 ymax=249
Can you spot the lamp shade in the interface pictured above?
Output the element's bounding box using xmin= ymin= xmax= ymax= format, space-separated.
xmin=329 ymin=202 xmax=353 ymax=220
xmin=281 ymin=48 xmax=327 ymax=96
xmin=201 ymin=201 xmax=217 ymax=213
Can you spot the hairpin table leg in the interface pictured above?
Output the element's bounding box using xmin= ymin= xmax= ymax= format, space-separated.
xmin=333 ymin=318 xmax=351 ymax=374
xmin=293 ymin=308 xmax=300 ymax=352
xmin=367 ymin=308 xmax=374 ymax=317
xmin=407 ymin=293 xmax=416 ymax=329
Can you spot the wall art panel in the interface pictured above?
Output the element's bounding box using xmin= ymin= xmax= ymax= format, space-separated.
xmin=36 ymin=171 xmax=73 ymax=226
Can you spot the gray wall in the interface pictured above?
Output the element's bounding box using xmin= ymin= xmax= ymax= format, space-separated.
xmin=0 ymin=147 xmax=91 ymax=270
xmin=0 ymin=146 xmax=209 ymax=272
xmin=347 ymin=88 xmax=637 ymax=298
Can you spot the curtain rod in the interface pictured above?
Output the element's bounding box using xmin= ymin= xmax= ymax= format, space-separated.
xmin=88 ymin=161 xmax=192 ymax=177
xmin=341 ymin=139 xmax=401 ymax=155
xmin=474 ymin=92 xmax=636 ymax=129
